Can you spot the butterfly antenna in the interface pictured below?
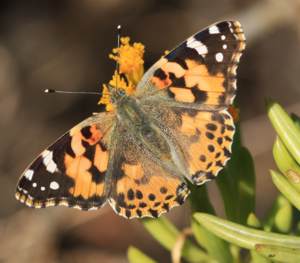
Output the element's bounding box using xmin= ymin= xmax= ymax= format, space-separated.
xmin=115 ymin=24 xmax=122 ymax=90
xmin=44 ymin=89 xmax=102 ymax=95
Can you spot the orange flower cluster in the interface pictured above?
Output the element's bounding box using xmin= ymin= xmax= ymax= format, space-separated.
xmin=99 ymin=37 xmax=145 ymax=111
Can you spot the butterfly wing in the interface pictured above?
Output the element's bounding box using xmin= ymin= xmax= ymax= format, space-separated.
xmin=136 ymin=21 xmax=245 ymax=108
xmin=136 ymin=21 xmax=245 ymax=184
xmin=107 ymin=123 xmax=190 ymax=219
xmin=16 ymin=112 xmax=115 ymax=210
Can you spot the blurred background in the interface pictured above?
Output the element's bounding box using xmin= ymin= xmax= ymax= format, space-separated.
xmin=1 ymin=0 xmax=300 ymax=262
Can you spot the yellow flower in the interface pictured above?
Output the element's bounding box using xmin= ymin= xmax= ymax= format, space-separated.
xmin=99 ymin=37 xmax=145 ymax=111
xmin=99 ymin=71 xmax=135 ymax=111
xmin=109 ymin=37 xmax=145 ymax=86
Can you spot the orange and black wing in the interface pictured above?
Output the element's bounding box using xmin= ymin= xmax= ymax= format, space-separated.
xmin=136 ymin=21 xmax=245 ymax=184
xmin=15 ymin=113 xmax=114 ymax=210
xmin=137 ymin=21 xmax=245 ymax=108
xmin=107 ymin=129 xmax=190 ymax=219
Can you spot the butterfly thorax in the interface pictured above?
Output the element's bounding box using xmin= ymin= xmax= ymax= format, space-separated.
xmin=116 ymin=94 xmax=172 ymax=162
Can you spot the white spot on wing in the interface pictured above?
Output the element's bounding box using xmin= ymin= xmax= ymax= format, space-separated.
xmin=186 ymin=37 xmax=208 ymax=56
xmin=32 ymin=182 xmax=37 ymax=188
xmin=50 ymin=181 xmax=59 ymax=190
xmin=42 ymin=150 xmax=58 ymax=173
xmin=223 ymin=44 xmax=227 ymax=49
xmin=41 ymin=186 xmax=46 ymax=191
xmin=24 ymin=169 xmax=34 ymax=181
xmin=209 ymin=25 xmax=220 ymax=34
xmin=215 ymin=52 xmax=224 ymax=62
xmin=221 ymin=35 xmax=226 ymax=40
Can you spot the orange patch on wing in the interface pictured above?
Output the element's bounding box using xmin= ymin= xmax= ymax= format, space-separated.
xmin=71 ymin=133 xmax=86 ymax=156
xmin=169 ymin=87 xmax=195 ymax=103
xmin=180 ymin=113 xmax=198 ymax=135
xmin=161 ymin=62 xmax=185 ymax=78
xmin=151 ymin=75 xmax=172 ymax=89
xmin=122 ymin=163 xmax=144 ymax=180
xmin=64 ymin=154 xmax=105 ymax=199
xmin=94 ymin=144 xmax=108 ymax=173
xmin=184 ymin=61 xmax=225 ymax=92
xmin=179 ymin=110 xmax=235 ymax=180
xmin=204 ymin=92 xmax=223 ymax=105
xmin=113 ymin=163 xmax=189 ymax=218
xmin=70 ymin=125 xmax=103 ymax=157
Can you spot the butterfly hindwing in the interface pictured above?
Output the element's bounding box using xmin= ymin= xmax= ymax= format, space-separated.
xmin=138 ymin=101 xmax=235 ymax=185
xmin=16 ymin=113 xmax=114 ymax=210
xmin=107 ymin=124 xmax=190 ymax=219
xmin=173 ymin=108 xmax=235 ymax=184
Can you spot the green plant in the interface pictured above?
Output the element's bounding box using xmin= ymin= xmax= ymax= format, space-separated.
xmin=127 ymin=102 xmax=300 ymax=263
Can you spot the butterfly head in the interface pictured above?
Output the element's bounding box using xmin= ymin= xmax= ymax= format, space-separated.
xmin=107 ymin=84 xmax=126 ymax=104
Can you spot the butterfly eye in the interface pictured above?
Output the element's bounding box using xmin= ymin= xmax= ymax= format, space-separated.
xmin=117 ymin=89 xmax=126 ymax=96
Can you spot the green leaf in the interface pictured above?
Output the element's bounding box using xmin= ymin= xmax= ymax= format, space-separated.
xmin=273 ymin=137 xmax=300 ymax=192
xmin=188 ymin=183 xmax=215 ymax=214
xmin=127 ymin=246 xmax=157 ymax=263
xmin=141 ymin=217 xmax=212 ymax=263
xmin=291 ymin=113 xmax=300 ymax=131
xmin=270 ymin=170 xmax=300 ymax=211
xmin=247 ymin=214 xmax=271 ymax=263
xmin=267 ymin=101 xmax=300 ymax=165
xmin=217 ymin=144 xmax=255 ymax=224
xmin=255 ymin=244 xmax=300 ymax=262
xmin=264 ymin=195 xmax=292 ymax=233
xmin=189 ymin=184 xmax=231 ymax=262
xmin=247 ymin=213 xmax=262 ymax=229
xmin=192 ymin=219 xmax=233 ymax=263
xmin=193 ymin=213 xmax=300 ymax=250
xmin=250 ymin=251 xmax=271 ymax=263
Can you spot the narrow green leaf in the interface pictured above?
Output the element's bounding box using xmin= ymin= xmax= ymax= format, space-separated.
xmin=229 ymin=245 xmax=240 ymax=263
xmin=267 ymin=101 xmax=300 ymax=165
xmin=273 ymin=137 xmax=300 ymax=192
xmin=291 ymin=113 xmax=300 ymax=131
xmin=141 ymin=217 xmax=212 ymax=263
xmin=264 ymin=195 xmax=292 ymax=233
xmin=189 ymin=184 xmax=230 ymax=262
xmin=247 ymin=214 xmax=271 ymax=263
xmin=127 ymin=246 xmax=157 ymax=263
xmin=192 ymin=219 xmax=233 ymax=263
xmin=273 ymin=197 xmax=292 ymax=233
xmin=247 ymin=213 xmax=262 ymax=229
xmin=188 ymin=183 xmax=215 ymax=214
xmin=270 ymin=170 xmax=300 ymax=211
xmin=217 ymin=145 xmax=255 ymax=224
xmin=255 ymin=244 xmax=300 ymax=262
xmin=250 ymin=251 xmax=271 ymax=263
xmin=193 ymin=213 xmax=300 ymax=250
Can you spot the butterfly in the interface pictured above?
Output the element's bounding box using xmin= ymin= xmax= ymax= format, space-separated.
xmin=16 ymin=21 xmax=245 ymax=219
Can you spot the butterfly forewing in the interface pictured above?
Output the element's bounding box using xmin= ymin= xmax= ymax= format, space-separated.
xmin=16 ymin=113 xmax=114 ymax=210
xmin=137 ymin=21 xmax=245 ymax=108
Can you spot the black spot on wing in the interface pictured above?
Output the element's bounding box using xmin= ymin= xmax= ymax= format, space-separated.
xmin=167 ymin=57 xmax=188 ymax=70
xmin=81 ymin=126 xmax=92 ymax=139
xmin=165 ymin=42 xmax=204 ymax=64
xmin=169 ymin=72 xmax=185 ymax=87
xmin=191 ymin=86 xmax=207 ymax=102
xmin=89 ymin=165 xmax=105 ymax=184
xmin=154 ymin=68 xmax=167 ymax=80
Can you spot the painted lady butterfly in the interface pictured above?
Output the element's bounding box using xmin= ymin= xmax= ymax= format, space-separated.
xmin=16 ymin=21 xmax=245 ymax=219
